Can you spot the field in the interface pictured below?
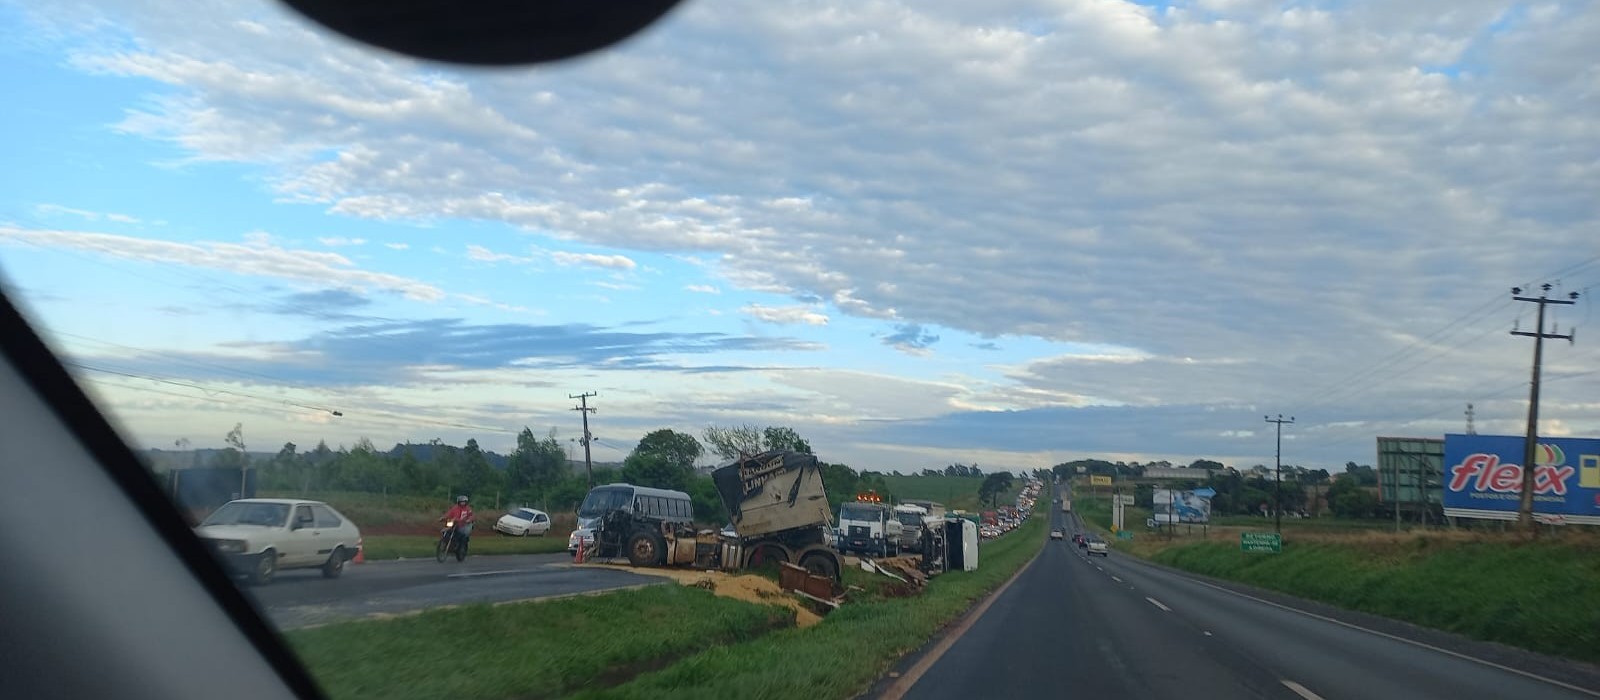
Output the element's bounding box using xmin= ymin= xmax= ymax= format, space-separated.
xmin=1074 ymin=496 xmax=1600 ymax=664
xmin=287 ymin=585 xmax=793 ymax=700
xmin=261 ymin=489 xmax=577 ymax=537
xmin=879 ymin=475 xmax=1022 ymax=512
xmin=291 ymin=514 xmax=1048 ymax=700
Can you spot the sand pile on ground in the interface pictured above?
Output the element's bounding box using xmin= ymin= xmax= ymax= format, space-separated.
xmin=584 ymin=563 xmax=822 ymax=628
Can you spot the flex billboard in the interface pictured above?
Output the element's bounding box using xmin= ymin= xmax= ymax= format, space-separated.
xmin=1443 ymin=433 xmax=1600 ymax=525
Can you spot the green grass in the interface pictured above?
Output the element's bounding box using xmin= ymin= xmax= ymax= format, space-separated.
xmin=1143 ymin=535 xmax=1600 ymax=663
xmin=880 ymin=475 xmax=1022 ymax=512
xmin=359 ymin=533 xmax=569 ymax=560
xmin=574 ymin=515 xmax=1047 ymax=700
xmin=287 ymin=585 xmax=793 ymax=700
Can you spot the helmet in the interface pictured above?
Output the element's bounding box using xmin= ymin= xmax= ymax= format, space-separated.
xmin=456 ymin=495 xmax=469 ymax=504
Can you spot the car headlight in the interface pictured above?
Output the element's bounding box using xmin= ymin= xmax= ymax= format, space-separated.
xmin=211 ymin=539 xmax=246 ymax=553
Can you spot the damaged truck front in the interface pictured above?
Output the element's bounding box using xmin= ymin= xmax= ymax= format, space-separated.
xmin=586 ymin=450 xmax=843 ymax=581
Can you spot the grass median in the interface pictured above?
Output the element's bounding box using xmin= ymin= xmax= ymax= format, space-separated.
xmin=573 ymin=516 xmax=1047 ymax=700
xmin=287 ymin=584 xmax=794 ymax=700
xmin=360 ymin=533 xmax=569 ymax=560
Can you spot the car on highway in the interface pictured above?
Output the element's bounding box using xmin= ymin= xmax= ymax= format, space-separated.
xmin=194 ymin=498 xmax=363 ymax=585
xmin=1050 ymin=529 xmax=1064 ymax=540
xmin=494 ymin=507 xmax=552 ymax=537
xmin=1086 ymin=538 xmax=1109 ymax=557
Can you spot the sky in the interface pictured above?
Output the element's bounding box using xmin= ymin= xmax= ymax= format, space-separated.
xmin=1 ymin=0 xmax=1597 ymax=472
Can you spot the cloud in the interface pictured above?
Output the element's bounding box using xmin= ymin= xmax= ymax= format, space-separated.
xmin=971 ymin=342 xmax=1000 ymax=351
xmin=550 ymin=251 xmax=636 ymax=270
xmin=465 ymin=244 xmax=531 ymax=263
xmin=685 ymin=284 xmax=721 ymax=294
xmin=384 ymin=242 xmax=409 ymax=250
xmin=0 ymin=225 xmax=445 ymax=301
xmin=882 ymin=323 xmax=940 ymax=354
xmin=317 ymin=236 xmax=366 ymax=247
xmin=265 ymin=288 xmax=373 ymax=320
xmin=741 ymin=304 xmax=829 ymax=326
xmin=77 ymin=317 xmax=825 ymax=387
xmin=36 ymin=203 xmax=141 ymax=224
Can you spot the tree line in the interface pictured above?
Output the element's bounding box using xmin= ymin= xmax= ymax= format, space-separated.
xmin=1050 ymin=457 xmax=1385 ymax=519
xmin=198 ymin=422 xmax=994 ymax=523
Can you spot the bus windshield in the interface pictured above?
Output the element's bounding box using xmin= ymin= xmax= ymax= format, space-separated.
xmin=578 ymin=487 xmax=631 ymax=519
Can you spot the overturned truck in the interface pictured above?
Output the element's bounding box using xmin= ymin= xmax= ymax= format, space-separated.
xmin=589 ymin=450 xmax=843 ymax=581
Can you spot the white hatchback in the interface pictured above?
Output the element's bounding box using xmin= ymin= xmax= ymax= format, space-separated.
xmin=494 ymin=507 xmax=552 ymax=536
xmin=194 ymin=499 xmax=363 ymax=585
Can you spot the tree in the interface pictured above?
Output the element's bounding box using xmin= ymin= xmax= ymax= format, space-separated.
xmin=762 ymin=426 xmax=812 ymax=455
xmin=507 ymin=428 xmax=567 ymax=501
xmin=1189 ymin=459 xmax=1225 ymax=471
xmin=1344 ymin=461 xmax=1379 ymax=486
xmin=458 ymin=438 xmax=497 ymax=496
xmin=979 ymin=471 xmax=1015 ymax=507
xmin=621 ymin=452 xmax=690 ymax=491
xmin=1304 ymin=469 xmax=1331 ymax=516
xmin=1326 ymin=474 xmax=1377 ymax=518
xmin=633 ymin=429 xmax=703 ymax=471
xmin=703 ymin=424 xmax=765 ymax=460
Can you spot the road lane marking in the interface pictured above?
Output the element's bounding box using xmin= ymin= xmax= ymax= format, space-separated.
xmin=1203 ymin=631 xmax=1213 ymax=636
xmin=879 ymin=534 xmax=1046 ymax=700
xmin=1146 ymin=597 xmax=1171 ymax=612
xmin=1170 ymin=573 xmax=1600 ymax=698
xmin=447 ymin=568 xmax=540 ymax=578
xmin=1280 ymin=680 xmax=1324 ymax=700
xmin=1111 ymin=576 xmax=1123 ymax=583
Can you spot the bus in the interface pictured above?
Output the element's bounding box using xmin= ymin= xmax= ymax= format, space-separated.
xmin=567 ymin=483 xmax=694 ymax=556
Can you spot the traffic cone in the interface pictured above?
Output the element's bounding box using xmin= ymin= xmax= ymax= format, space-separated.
xmin=575 ymin=538 xmax=585 ymax=564
xmin=353 ymin=538 xmax=365 ymax=564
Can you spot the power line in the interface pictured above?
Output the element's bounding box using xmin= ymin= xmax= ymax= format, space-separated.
xmin=66 ymin=362 xmax=344 ymax=415
xmin=1509 ymin=283 xmax=1578 ymax=533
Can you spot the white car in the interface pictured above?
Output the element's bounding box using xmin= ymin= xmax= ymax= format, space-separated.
xmin=1087 ymin=539 xmax=1109 ymax=557
xmin=494 ymin=507 xmax=552 ymax=536
xmin=194 ymin=498 xmax=363 ymax=585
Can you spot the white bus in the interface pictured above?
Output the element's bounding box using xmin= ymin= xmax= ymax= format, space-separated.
xmin=567 ymin=483 xmax=694 ymax=556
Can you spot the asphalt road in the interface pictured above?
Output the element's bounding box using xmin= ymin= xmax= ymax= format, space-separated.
xmin=900 ymin=486 xmax=1600 ymax=700
xmin=247 ymin=552 xmax=663 ymax=629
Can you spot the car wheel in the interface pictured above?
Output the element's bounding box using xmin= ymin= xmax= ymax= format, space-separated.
xmin=250 ymin=550 xmax=276 ymax=585
xmin=322 ymin=547 xmax=346 ymax=579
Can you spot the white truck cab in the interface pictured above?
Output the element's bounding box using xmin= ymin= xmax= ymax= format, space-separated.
xmin=838 ymin=500 xmax=902 ymax=558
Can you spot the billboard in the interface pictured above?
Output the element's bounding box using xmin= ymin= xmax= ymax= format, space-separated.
xmin=1089 ymin=475 xmax=1112 ymax=486
xmin=1152 ymin=489 xmax=1211 ymax=524
xmin=1443 ymin=434 xmax=1600 ymax=525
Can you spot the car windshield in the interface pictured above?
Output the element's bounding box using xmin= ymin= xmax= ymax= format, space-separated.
xmin=200 ymin=502 xmax=288 ymax=528
xmin=514 ymin=509 xmax=538 ymax=520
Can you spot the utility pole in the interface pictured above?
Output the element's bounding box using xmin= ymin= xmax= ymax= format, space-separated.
xmin=1511 ymin=284 xmax=1577 ymax=533
xmin=1465 ymin=403 xmax=1476 ymax=435
xmin=570 ymin=392 xmax=597 ymax=490
xmin=1265 ymin=414 xmax=1295 ymax=534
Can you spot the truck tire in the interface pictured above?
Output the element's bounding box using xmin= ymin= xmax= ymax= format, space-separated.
xmin=626 ymin=531 xmax=666 ymax=567
xmin=799 ymin=551 xmax=840 ymax=581
xmin=744 ymin=544 xmax=789 ymax=571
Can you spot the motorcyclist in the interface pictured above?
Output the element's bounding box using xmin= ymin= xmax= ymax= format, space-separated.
xmin=441 ymin=495 xmax=475 ymax=548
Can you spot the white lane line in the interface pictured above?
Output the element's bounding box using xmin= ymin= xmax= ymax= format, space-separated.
xmin=1203 ymin=631 xmax=1213 ymax=636
xmin=1111 ymin=576 xmax=1123 ymax=583
xmin=1280 ymin=680 xmax=1324 ymax=700
xmin=447 ymin=568 xmax=538 ymax=578
xmin=1172 ymin=574 xmax=1600 ymax=698
xmin=1146 ymin=596 xmax=1172 ymax=612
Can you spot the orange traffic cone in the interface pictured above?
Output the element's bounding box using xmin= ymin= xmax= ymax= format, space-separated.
xmin=576 ymin=538 xmax=586 ymax=564
xmin=353 ymin=538 xmax=365 ymax=564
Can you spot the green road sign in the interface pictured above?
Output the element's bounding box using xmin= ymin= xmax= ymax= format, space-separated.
xmin=1240 ymin=531 xmax=1281 ymax=553
xmin=1117 ymin=531 xmax=1133 ymax=541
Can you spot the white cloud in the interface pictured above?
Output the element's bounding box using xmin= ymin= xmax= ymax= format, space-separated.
xmin=384 ymin=242 xmax=410 ymax=250
xmin=464 ymin=244 xmax=531 ymax=263
xmin=741 ymin=304 xmax=829 ymax=326
xmin=317 ymin=236 xmax=366 ymax=247
xmin=36 ymin=203 xmax=141 ymax=224
xmin=550 ymin=250 xmax=636 ymax=270
xmin=0 ymin=225 xmax=444 ymax=301
xmin=685 ymin=284 xmax=720 ymax=294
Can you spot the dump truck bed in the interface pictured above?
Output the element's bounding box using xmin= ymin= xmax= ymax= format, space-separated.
xmin=711 ymin=451 xmax=833 ymax=538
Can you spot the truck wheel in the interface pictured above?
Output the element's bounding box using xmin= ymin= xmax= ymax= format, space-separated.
xmin=745 ymin=544 xmax=788 ymax=571
xmin=626 ymin=531 xmax=666 ymax=567
xmin=799 ymin=551 xmax=839 ymax=581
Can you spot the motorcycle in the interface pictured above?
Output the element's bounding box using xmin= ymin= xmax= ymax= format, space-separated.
xmin=436 ymin=519 xmax=471 ymax=562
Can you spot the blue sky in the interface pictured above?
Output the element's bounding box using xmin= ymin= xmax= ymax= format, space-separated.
xmin=2 ymin=0 xmax=1598 ymax=471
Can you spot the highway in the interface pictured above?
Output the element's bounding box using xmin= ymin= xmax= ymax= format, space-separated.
xmin=897 ymin=486 xmax=1600 ymax=700
xmin=247 ymin=552 xmax=663 ymax=629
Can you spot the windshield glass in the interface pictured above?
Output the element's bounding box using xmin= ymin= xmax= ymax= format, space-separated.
xmin=200 ymin=502 xmax=288 ymax=528
xmin=895 ymin=512 xmax=923 ymax=527
xmin=841 ymin=505 xmax=881 ymax=522
xmin=578 ymin=488 xmax=628 ymax=519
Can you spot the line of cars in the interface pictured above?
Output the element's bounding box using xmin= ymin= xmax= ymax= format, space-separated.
xmin=980 ymin=479 xmax=1043 ymax=539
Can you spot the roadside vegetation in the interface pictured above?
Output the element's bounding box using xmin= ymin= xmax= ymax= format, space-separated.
xmin=287 ymin=585 xmax=793 ymax=700
xmin=881 ymin=473 xmax=1022 ymax=512
xmin=359 ymin=534 xmax=568 ymax=560
xmin=574 ymin=516 xmax=1046 ymax=700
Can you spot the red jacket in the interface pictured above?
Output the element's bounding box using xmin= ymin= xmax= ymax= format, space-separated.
xmin=444 ymin=504 xmax=474 ymax=525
